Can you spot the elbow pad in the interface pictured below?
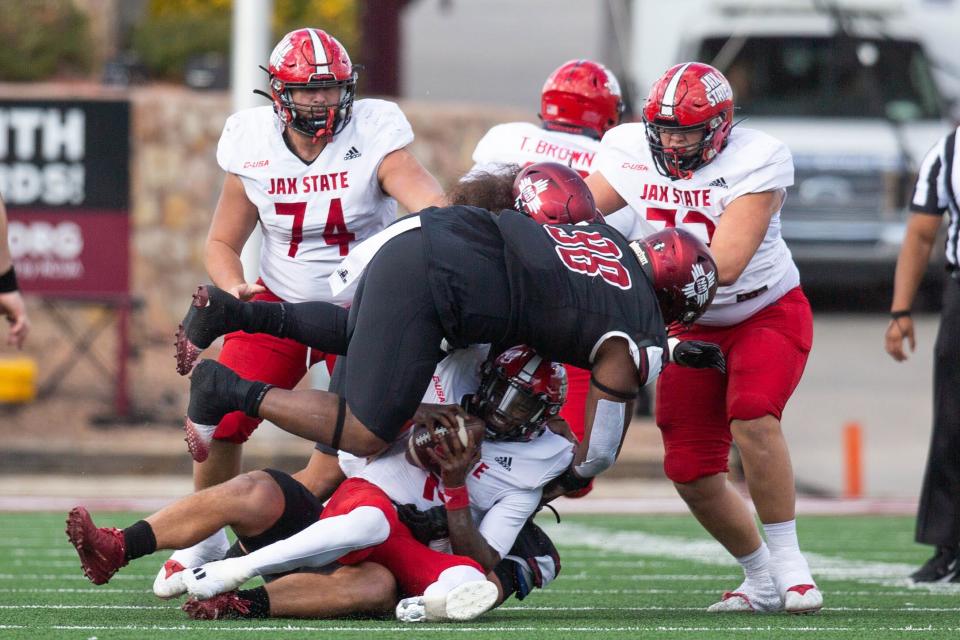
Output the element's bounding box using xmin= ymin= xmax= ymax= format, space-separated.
xmin=574 ymin=399 xmax=626 ymax=478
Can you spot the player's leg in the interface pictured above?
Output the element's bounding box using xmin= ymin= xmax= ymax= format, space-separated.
xmin=726 ymin=289 xmax=819 ymax=613
xmin=656 ymin=349 xmax=781 ymax=613
xmin=176 ymin=284 xmax=350 ymax=374
xmin=292 ymin=447 xmax=348 ymax=502
xmin=182 ymin=563 xmax=398 ymax=620
xmin=185 ymin=231 xmax=447 ymax=457
xmin=182 ymin=478 xmax=393 ymax=599
xmin=493 ymin=519 xmax=561 ymax=602
xmin=66 ymin=470 xmax=288 ymax=586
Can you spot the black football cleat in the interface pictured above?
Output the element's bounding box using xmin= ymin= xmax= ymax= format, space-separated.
xmin=176 ymin=285 xmax=242 ymax=375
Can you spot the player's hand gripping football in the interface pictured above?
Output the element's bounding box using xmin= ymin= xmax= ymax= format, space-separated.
xmin=426 ymin=417 xmax=482 ymax=488
xmin=413 ymin=403 xmax=468 ymax=435
xmin=672 ymin=340 xmax=726 ymax=373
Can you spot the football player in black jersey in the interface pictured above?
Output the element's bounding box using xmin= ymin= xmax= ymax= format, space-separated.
xmin=178 ymin=164 xmax=725 ymax=495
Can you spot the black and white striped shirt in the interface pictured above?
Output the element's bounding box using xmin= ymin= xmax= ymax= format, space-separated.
xmin=912 ymin=126 xmax=960 ymax=269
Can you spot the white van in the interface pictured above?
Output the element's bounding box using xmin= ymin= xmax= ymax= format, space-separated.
xmin=629 ymin=0 xmax=954 ymax=291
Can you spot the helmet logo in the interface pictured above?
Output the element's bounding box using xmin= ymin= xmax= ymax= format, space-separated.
xmin=700 ymin=71 xmax=732 ymax=107
xmin=269 ymin=35 xmax=294 ymax=68
xmin=516 ymin=176 xmax=551 ymax=214
xmin=682 ymin=262 xmax=716 ymax=308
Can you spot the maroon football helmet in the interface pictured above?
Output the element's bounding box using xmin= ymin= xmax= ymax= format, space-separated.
xmin=476 ymin=346 xmax=567 ymax=442
xmin=266 ymin=28 xmax=358 ymax=140
xmin=643 ymin=62 xmax=734 ymax=179
xmin=541 ymin=59 xmax=624 ymax=139
xmin=512 ymin=162 xmax=603 ymax=225
xmin=630 ymin=228 xmax=718 ymax=328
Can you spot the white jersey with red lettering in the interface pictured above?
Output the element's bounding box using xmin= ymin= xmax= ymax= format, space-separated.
xmin=216 ymin=99 xmax=414 ymax=305
xmin=596 ymin=124 xmax=798 ymax=325
xmin=470 ymin=121 xmax=602 ymax=176
xmin=342 ymin=345 xmax=574 ymax=557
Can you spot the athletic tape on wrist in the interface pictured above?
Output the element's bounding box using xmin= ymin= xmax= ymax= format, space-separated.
xmin=444 ymin=484 xmax=470 ymax=510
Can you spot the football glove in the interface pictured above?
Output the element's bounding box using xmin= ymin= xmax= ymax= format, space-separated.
xmin=394 ymin=503 xmax=449 ymax=545
xmin=672 ymin=340 xmax=726 ymax=373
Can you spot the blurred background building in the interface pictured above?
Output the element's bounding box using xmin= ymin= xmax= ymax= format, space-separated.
xmin=0 ymin=0 xmax=957 ymax=500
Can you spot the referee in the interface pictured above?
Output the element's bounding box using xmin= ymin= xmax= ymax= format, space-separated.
xmin=884 ymin=125 xmax=960 ymax=582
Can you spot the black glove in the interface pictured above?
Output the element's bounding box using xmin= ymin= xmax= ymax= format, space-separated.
xmin=672 ymin=340 xmax=726 ymax=373
xmin=394 ymin=503 xmax=449 ymax=544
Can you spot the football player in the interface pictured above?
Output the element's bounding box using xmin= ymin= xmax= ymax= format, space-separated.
xmin=66 ymin=344 xmax=574 ymax=622
xmin=467 ymin=61 xmax=650 ymax=477
xmin=164 ymin=27 xmax=445 ymax=593
xmin=585 ymin=62 xmax=820 ymax=614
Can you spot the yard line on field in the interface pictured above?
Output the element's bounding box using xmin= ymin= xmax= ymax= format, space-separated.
xmin=0 ymin=588 xmax=144 ymax=594
xmin=541 ymin=588 xmax=957 ymax=597
xmin=0 ymin=604 xmax=170 ymax=610
xmin=497 ymin=605 xmax=960 ymax=612
xmin=34 ymin=624 xmax=960 ymax=633
xmin=545 ymin=523 xmax=960 ymax=592
xmin=0 ymin=573 xmax=147 ymax=581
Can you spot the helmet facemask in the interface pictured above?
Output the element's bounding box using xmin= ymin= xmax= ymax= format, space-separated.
xmin=644 ymin=114 xmax=729 ymax=180
xmin=272 ymin=74 xmax=357 ymax=141
xmin=475 ymin=349 xmax=565 ymax=443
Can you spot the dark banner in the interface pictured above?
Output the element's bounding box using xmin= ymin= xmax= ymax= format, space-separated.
xmin=1 ymin=100 xmax=130 ymax=296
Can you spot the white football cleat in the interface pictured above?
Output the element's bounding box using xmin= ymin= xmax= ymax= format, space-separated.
xmin=182 ymin=559 xmax=254 ymax=600
xmin=784 ymin=584 xmax=823 ymax=614
xmin=396 ymin=580 xmax=498 ymax=623
xmin=153 ymin=559 xmax=187 ymax=599
xmin=707 ymin=578 xmax=783 ymax=613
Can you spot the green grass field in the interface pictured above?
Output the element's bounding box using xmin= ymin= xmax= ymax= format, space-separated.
xmin=1 ymin=511 xmax=957 ymax=639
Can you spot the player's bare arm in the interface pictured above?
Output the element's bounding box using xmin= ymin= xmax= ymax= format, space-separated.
xmin=427 ymin=428 xmax=501 ymax=572
xmin=584 ymin=171 xmax=627 ymax=214
xmin=204 ymin=173 xmax=266 ymax=300
xmin=377 ymin=147 xmax=447 ymax=212
xmin=708 ymin=190 xmax=782 ymax=285
xmin=885 ymin=212 xmax=941 ymax=361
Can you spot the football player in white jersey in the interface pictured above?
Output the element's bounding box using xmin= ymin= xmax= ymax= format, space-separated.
xmin=65 ymin=345 xmax=573 ymax=623
xmin=585 ymin=62 xmax=820 ymax=614
xmin=167 ymin=28 xmax=445 ymax=587
xmin=468 ymin=60 xmax=649 ymax=491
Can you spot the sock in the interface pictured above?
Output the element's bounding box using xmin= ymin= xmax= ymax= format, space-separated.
xmin=735 ymin=541 xmax=772 ymax=585
xmin=236 ymin=586 xmax=271 ymax=618
xmin=243 ymin=506 xmax=389 ymax=576
xmin=122 ymin=520 xmax=157 ymax=561
xmin=762 ymin=520 xmax=801 ymax=559
xmin=169 ymin=529 xmax=231 ymax=566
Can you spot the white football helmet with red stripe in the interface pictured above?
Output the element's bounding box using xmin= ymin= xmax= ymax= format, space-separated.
xmin=266 ymin=28 xmax=358 ymax=140
xmin=643 ymin=62 xmax=734 ymax=179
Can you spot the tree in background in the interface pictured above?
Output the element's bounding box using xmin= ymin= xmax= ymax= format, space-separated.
xmin=0 ymin=0 xmax=93 ymax=81
xmin=131 ymin=0 xmax=357 ymax=83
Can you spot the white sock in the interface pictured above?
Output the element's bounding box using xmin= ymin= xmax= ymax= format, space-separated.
xmin=735 ymin=541 xmax=772 ymax=586
xmin=169 ymin=528 xmax=230 ymax=566
xmin=243 ymin=506 xmax=389 ymax=576
xmin=762 ymin=519 xmax=814 ymax=589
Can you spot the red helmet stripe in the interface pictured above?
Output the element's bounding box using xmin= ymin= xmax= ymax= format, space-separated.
xmin=659 ymin=62 xmax=693 ymax=118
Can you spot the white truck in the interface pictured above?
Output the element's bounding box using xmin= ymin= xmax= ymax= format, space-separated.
xmin=628 ymin=0 xmax=957 ymax=294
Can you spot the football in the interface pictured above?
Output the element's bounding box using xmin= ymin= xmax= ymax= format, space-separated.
xmin=405 ymin=415 xmax=484 ymax=475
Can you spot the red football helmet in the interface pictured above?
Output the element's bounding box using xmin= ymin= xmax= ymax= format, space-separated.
xmin=630 ymin=228 xmax=718 ymax=328
xmin=266 ymin=28 xmax=358 ymax=140
xmin=512 ymin=162 xmax=602 ymax=225
xmin=541 ymin=59 xmax=624 ymax=140
xmin=642 ymin=62 xmax=734 ymax=179
xmin=476 ymin=346 xmax=567 ymax=442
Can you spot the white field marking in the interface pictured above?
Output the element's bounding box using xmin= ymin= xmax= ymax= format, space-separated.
xmin=11 ymin=559 xmax=92 ymax=568
xmin=540 ymin=588 xmax=957 ymax=597
xmin=0 ymin=573 xmax=146 ymax=581
xmin=497 ymin=605 xmax=960 ymax=612
xmin=8 ymin=548 xmax=77 ymax=557
xmin=0 ymin=604 xmax=170 ymax=610
xmin=31 ymin=624 xmax=960 ymax=633
xmin=0 ymin=588 xmax=143 ymax=594
xmin=543 ymin=522 xmax=960 ymax=593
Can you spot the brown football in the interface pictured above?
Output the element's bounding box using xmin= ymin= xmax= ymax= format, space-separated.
xmin=405 ymin=415 xmax=484 ymax=475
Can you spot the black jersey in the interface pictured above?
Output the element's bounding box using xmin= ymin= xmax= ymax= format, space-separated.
xmin=420 ymin=206 xmax=667 ymax=379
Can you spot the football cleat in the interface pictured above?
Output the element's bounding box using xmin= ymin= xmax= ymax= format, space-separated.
xmin=183 ymin=418 xmax=218 ymax=464
xmin=783 ymin=584 xmax=823 ymax=614
xmin=65 ymin=506 xmax=128 ymax=585
xmin=182 ymin=559 xmax=255 ymax=600
xmin=153 ymin=559 xmax=187 ymax=599
xmin=176 ymin=285 xmax=240 ymax=375
xmin=183 ymin=359 xmax=243 ymax=462
xmin=707 ymin=578 xmax=783 ymax=613
xmin=182 ymin=591 xmax=252 ymax=620
xmin=396 ymin=580 xmax=499 ymax=623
